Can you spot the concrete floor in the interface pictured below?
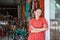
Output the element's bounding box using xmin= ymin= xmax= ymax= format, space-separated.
xmin=0 ymin=36 xmax=13 ymax=40
xmin=0 ymin=36 xmax=27 ymax=40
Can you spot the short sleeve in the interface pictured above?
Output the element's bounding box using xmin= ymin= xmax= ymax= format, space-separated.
xmin=42 ymin=17 xmax=48 ymax=28
xmin=28 ymin=18 xmax=34 ymax=33
xmin=29 ymin=19 xmax=33 ymax=25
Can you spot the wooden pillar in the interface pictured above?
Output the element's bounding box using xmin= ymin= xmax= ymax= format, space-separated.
xmin=39 ymin=0 xmax=44 ymax=17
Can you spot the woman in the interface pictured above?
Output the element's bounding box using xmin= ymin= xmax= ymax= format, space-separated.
xmin=28 ymin=8 xmax=48 ymax=40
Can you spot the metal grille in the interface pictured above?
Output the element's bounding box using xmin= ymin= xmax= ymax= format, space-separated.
xmin=50 ymin=20 xmax=60 ymax=40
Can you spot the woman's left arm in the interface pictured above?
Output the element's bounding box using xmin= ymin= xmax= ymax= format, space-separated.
xmin=29 ymin=23 xmax=48 ymax=33
xmin=36 ymin=24 xmax=48 ymax=32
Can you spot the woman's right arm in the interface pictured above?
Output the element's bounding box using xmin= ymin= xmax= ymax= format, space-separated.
xmin=29 ymin=25 xmax=40 ymax=33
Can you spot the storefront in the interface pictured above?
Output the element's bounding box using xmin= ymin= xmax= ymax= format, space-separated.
xmin=1 ymin=0 xmax=60 ymax=40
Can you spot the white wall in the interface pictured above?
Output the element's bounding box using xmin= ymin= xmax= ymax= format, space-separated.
xmin=44 ymin=0 xmax=50 ymax=40
xmin=50 ymin=0 xmax=55 ymax=19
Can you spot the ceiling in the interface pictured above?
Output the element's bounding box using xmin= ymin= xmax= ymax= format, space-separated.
xmin=0 ymin=0 xmax=20 ymax=5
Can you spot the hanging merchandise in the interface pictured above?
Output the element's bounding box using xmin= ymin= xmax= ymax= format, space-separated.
xmin=22 ymin=4 xmax=25 ymax=19
xmin=25 ymin=2 xmax=30 ymax=18
xmin=25 ymin=0 xmax=32 ymax=18
xmin=34 ymin=0 xmax=40 ymax=9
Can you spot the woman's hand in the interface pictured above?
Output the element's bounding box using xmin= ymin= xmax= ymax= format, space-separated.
xmin=31 ymin=29 xmax=40 ymax=33
xmin=30 ymin=25 xmax=41 ymax=33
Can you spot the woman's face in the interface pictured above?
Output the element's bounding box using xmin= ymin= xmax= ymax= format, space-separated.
xmin=34 ymin=9 xmax=42 ymax=17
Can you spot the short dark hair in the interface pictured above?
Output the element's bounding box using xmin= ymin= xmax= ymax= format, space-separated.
xmin=33 ymin=8 xmax=42 ymax=11
xmin=32 ymin=8 xmax=42 ymax=18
